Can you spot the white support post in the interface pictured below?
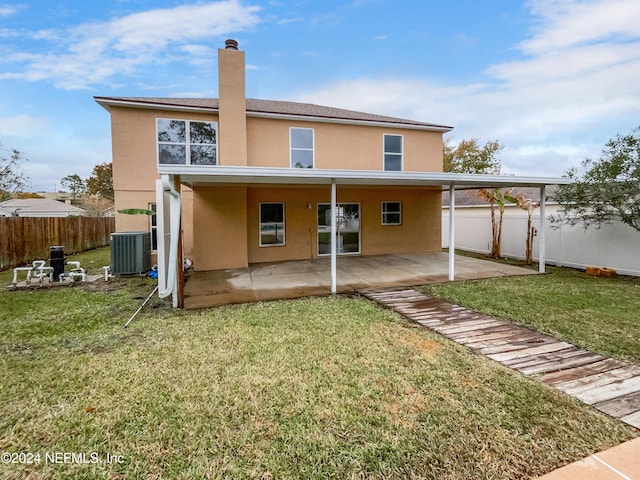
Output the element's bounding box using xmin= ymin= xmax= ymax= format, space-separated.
xmin=539 ymin=185 xmax=546 ymax=273
xmin=330 ymin=179 xmax=337 ymax=293
xmin=448 ymin=183 xmax=456 ymax=281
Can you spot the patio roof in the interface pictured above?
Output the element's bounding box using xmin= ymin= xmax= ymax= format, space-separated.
xmin=160 ymin=165 xmax=570 ymax=189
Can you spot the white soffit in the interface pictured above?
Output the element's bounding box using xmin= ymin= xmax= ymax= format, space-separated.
xmin=158 ymin=165 xmax=570 ymax=189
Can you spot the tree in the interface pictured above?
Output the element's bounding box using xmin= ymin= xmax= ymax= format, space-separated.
xmin=86 ymin=162 xmax=114 ymax=200
xmin=80 ymin=195 xmax=114 ymax=217
xmin=552 ymin=127 xmax=640 ymax=233
xmin=0 ymin=141 xmax=30 ymax=201
xmin=477 ymin=188 xmax=516 ymax=258
xmin=443 ymin=138 xmax=503 ymax=174
xmin=515 ymin=192 xmax=540 ymax=264
xmin=14 ymin=192 xmax=44 ymax=199
xmin=443 ymin=137 xmax=510 ymax=257
xmin=60 ymin=174 xmax=86 ymax=200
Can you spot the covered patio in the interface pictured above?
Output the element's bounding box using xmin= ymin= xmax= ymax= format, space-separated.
xmin=183 ymin=252 xmax=536 ymax=309
xmin=155 ymin=167 xmax=568 ymax=308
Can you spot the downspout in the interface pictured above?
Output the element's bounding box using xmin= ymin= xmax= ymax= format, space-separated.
xmin=159 ymin=174 xmax=181 ymax=300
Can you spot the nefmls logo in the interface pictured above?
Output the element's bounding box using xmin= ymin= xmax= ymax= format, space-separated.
xmin=45 ymin=452 xmax=99 ymax=464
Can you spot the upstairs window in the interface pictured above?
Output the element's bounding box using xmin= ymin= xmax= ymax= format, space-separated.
xmin=383 ymin=134 xmax=403 ymax=171
xmin=381 ymin=201 xmax=402 ymax=225
xmin=157 ymin=119 xmax=217 ymax=166
xmin=290 ymin=127 xmax=314 ymax=168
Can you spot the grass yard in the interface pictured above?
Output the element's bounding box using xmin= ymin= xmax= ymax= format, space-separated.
xmin=422 ymin=263 xmax=640 ymax=363
xmin=0 ymin=248 xmax=638 ymax=479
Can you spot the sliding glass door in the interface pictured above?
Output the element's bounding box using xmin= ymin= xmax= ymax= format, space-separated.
xmin=317 ymin=203 xmax=360 ymax=255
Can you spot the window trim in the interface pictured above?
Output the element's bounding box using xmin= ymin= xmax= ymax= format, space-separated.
xmin=290 ymin=127 xmax=315 ymax=168
xmin=381 ymin=201 xmax=402 ymax=226
xmin=259 ymin=202 xmax=286 ymax=247
xmin=383 ymin=133 xmax=403 ymax=172
xmin=156 ymin=118 xmax=218 ymax=166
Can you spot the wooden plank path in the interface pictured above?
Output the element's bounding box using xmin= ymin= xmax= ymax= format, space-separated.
xmin=359 ymin=287 xmax=640 ymax=429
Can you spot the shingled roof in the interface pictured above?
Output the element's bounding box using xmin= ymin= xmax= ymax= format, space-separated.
xmin=94 ymin=96 xmax=452 ymax=131
xmin=0 ymin=198 xmax=88 ymax=216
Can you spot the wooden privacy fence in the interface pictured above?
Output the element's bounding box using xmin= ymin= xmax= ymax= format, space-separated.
xmin=0 ymin=217 xmax=115 ymax=271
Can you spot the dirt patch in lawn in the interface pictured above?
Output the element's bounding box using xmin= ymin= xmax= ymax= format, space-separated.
xmin=400 ymin=330 xmax=442 ymax=357
xmin=372 ymin=323 xmax=442 ymax=358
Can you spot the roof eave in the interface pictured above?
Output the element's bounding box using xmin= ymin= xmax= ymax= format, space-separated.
xmin=247 ymin=111 xmax=452 ymax=131
xmin=93 ymin=97 xmax=453 ymax=132
xmin=94 ymin=97 xmax=215 ymax=114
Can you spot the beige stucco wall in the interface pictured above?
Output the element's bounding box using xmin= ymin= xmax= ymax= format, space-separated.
xmin=110 ymin=105 xmax=219 ymax=199
xmin=246 ymin=117 xmax=443 ymax=172
xmin=111 ymin=106 xmax=443 ymax=175
xmin=346 ymin=186 xmax=442 ymax=256
xmin=242 ymin=185 xmax=441 ymax=266
xmin=191 ymin=185 xmax=248 ymax=270
xmin=110 ymin=106 xmax=159 ymax=234
xmin=218 ymin=47 xmax=247 ymax=166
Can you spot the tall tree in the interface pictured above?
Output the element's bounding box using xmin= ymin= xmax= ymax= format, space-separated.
xmin=86 ymin=162 xmax=114 ymax=200
xmin=0 ymin=141 xmax=30 ymax=201
xmin=444 ymin=137 xmax=511 ymax=257
xmin=477 ymin=188 xmax=516 ymax=258
xmin=515 ymin=192 xmax=540 ymax=264
xmin=443 ymin=138 xmax=503 ymax=174
xmin=552 ymin=127 xmax=640 ymax=233
xmin=60 ymin=174 xmax=86 ymax=200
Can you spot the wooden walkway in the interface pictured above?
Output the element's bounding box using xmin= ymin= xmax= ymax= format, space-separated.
xmin=359 ymin=287 xmax=640 ymax=429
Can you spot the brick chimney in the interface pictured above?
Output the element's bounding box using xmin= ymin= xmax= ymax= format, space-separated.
xmin=217 ymin=39 xmax=247 ymax=166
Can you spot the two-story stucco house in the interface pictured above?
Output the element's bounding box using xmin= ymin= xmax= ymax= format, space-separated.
xmin=96 ymin=39 xmax=565 ymax=307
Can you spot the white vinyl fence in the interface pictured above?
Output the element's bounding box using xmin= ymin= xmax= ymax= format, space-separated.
xmin=442 ymin=206 xmax=640 ymax=277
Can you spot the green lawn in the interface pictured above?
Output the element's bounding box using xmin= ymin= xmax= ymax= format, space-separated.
xmin=0 ymin=249 xmax=638 ymax=478
xmin=422 ymin=264 xmax=640 ymax=363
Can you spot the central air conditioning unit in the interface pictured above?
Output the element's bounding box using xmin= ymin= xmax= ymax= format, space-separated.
xmin=110 ymin=231 xmax=151 ymax=274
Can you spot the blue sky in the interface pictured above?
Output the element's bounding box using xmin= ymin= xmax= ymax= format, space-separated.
xmin=1 ymin=0 xmax=639 ymax=191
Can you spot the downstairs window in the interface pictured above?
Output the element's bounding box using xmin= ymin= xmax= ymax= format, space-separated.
xmin=260 ymin=203 xmax=285 ymax=246
xmin=382 ymin=201 xmax=402 ymax=225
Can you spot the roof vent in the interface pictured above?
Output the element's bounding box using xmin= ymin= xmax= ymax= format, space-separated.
xmin=225 ymin=39 xmax=238 ymax=50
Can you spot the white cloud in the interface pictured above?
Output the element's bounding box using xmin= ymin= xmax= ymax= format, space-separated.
xmin=0 ymin=4 xmax=23 ymax=17
xmin=0 ymin=0 xmax=261 ymax=89
xmin=0 ymin=114 xmax=49 ymax=137
xmin=291 ymin=0 xmax=640 ymax=176
xmin=17 ymin=132 xmax=113 ymax=192
xmin=522 ymin=0 xmax=640 ymax=53
xmin=100 ymin=2 xmax=260 ymax=52
xmin=277 ymin=17 xmax=304 ymax=25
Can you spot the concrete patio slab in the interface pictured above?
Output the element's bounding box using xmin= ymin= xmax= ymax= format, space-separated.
xmin=184 ymin=252 xmax=536 ymax=309
xmin=537 ymin=437 xmax=640 ymax=479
